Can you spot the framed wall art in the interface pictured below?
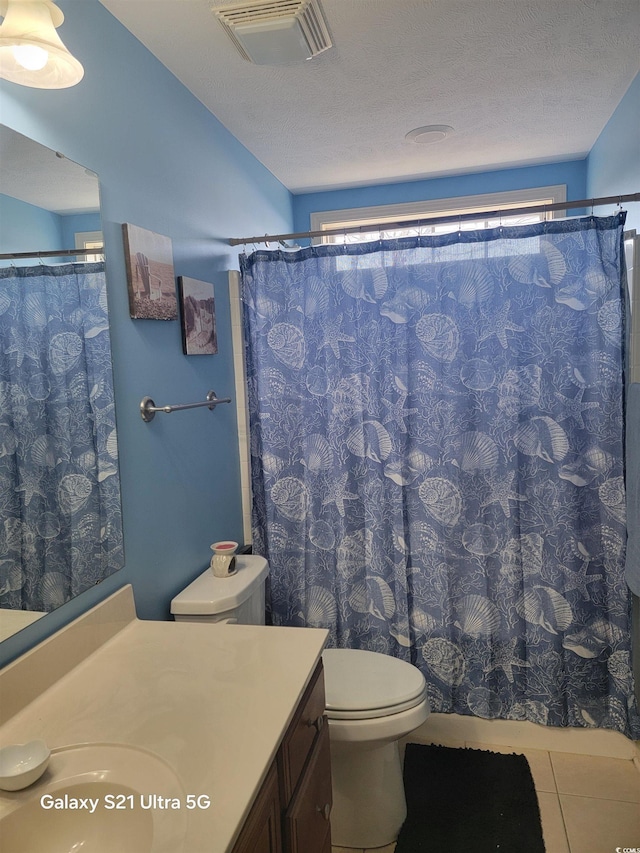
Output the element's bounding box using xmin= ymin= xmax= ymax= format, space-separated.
xmin=178 ymin=276 xmax=218 ymax=355
xmin=122 ymin=223 xmax=177 ymax=320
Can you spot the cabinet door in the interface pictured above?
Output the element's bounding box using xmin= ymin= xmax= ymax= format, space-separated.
xmin=278 ymin=662 xmax=326 ymax=805
xmin=232 ymin=763 xmax=282 ymax=853
xmin=283 ymin=722 xmax=332 ymax=853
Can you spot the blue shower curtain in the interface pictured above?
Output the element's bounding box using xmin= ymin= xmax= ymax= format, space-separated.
xmin=0 ymin=263 xmax=123 ymax=612
xmin=241 ymin=213 xmax=640 ymax=740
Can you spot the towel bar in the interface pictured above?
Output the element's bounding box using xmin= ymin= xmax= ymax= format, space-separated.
xmin=140 ymin=390 xmax=232 ymax=422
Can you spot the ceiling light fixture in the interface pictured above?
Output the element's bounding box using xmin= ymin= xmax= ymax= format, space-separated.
xmin=405 ymin=125 xmax=454 ymax=144
xmin=0 ymin=0 xmax=84 ymax=89
xmin=214 ymin=0 xmax=332 ymax=65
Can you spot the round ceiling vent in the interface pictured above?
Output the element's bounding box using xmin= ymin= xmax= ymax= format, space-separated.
xmin=405 ymin=125 xmax=454 ymax=144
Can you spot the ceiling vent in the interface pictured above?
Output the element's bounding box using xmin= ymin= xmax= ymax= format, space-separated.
xmin=213 ymin=0 xmax=332 ymax=64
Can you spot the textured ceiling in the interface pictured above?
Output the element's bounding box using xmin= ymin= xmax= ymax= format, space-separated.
xmin=99 ymin=0 xmax=640 ymax=193
xmin=0 ymin=125 xmax=100 ymax=214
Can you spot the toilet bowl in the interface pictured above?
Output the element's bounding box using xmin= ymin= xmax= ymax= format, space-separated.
xmin=322 ymin=648 xmax=430 ymax=849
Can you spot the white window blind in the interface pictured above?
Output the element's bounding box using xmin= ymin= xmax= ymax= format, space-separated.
xmin=310 ymin=186 xmax=567 ymax=245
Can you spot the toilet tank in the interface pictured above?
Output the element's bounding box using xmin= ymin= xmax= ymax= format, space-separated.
xmin=170 ymin=555 xmax=269 ymax=625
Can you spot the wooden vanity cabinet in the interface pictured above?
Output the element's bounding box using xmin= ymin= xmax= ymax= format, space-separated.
xmin=282 ymin=723 xmax=331 ymax=853
xmin=231 ymin=661 xmax=332 ymax=853
xmin=230 ymin=763 xmax=282 ymax=853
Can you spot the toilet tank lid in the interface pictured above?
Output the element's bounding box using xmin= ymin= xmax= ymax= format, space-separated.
xmin=323 ymin=648 xmax=426 ymax=712
xmin=170 ymin=556 xmax=269 ymax=615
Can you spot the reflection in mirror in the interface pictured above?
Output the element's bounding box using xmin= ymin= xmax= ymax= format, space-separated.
xmin=0 ymin=126 xmax=103 ymax=265
xmin=0 ymin=126 xmax=123 ymax=643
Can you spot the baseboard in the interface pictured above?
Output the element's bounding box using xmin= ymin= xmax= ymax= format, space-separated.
xmin=407 ymin=712 xmax=639 ymax=760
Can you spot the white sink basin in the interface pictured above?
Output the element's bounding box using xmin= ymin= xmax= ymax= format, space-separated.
xmin=0 ymin=744 xmax=186 ymax=853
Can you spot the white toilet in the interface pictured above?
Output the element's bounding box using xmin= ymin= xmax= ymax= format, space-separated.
xmin=170 ymin=557 xmax=430 ymax=849
xmin=323 ymin=648 xmax=429 ymax=849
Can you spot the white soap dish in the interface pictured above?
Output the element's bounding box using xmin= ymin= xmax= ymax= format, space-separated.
xmin=0 ymin=740 xmax=51 ymax=791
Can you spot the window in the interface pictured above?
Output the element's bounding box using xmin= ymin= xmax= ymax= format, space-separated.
xmin=75 ymin=230 xmax=104 ymax=263
xmin=310 ymin=186 xmax=567 ymax=245
xmin=310 ymin=187 xmax=567 ymax=270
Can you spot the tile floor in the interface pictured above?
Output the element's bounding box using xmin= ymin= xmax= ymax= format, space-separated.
xmin=331 ymin=741 xmax=640 ymax=853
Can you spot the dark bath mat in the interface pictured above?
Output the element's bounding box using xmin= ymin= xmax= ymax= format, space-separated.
xmin=396 ymin=743 xmax=545 ymax=853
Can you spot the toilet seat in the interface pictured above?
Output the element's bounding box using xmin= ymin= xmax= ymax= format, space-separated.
xmin=323 ymin=648 xmax=427 ymax=720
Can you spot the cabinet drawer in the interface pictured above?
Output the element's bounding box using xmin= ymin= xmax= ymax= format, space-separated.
xmin=278 ymin=661 xmax=326 ymax=803
xmin=282 ymin=722 xmax=332 ymax=853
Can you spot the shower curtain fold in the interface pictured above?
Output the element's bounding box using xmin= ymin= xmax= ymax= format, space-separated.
xmin=625 ymin=383 xmax=640 ymax=595
xmin=241 ymin=213 xmax=640 ymax=740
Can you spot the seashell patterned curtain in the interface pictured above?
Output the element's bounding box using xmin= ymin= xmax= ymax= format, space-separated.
xmin=241 ymin=213 xmax=640 ymax=739
xmin=0 ymin=263 xmax=123 ymax=613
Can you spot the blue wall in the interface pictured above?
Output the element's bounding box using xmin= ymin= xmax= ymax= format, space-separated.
xmin=60 ymin=211 xmax=102 ymax=252
xmin=292 ymin=159 xmax=588 ymax=236
xmin=0 ymin=193 xmax=64 ymax=262
xmin=587 ymin=72 xmax=640 ymax=233
xmin=0 ymin=0 xmax=293 ymax=666
xmin=0 ymin=196 xmax=101 ymax=265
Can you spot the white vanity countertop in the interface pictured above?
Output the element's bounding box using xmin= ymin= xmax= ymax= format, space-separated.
xmin=0 ymin=598 xmax=328 ymax=852
xmin=0 ymin=609 xmax=47 ymax=644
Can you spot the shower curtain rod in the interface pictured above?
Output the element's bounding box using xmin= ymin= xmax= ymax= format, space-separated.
xmin=228 ymin=191 xmax=640 ymax=247
xmin=0 ymin=247 xmax=104 ymax=261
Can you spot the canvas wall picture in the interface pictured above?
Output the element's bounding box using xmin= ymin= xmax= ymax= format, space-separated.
xmin=122 ymin=223 xmax=177 ymax=320
xmin=178 ymin=276 xmax=218 ymax=355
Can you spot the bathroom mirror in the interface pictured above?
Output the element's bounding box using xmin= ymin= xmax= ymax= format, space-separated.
xmin=0 ymin=125 xmax=103 ymax=263
xmin=0 ymin=125 xmax=124 ymax=643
